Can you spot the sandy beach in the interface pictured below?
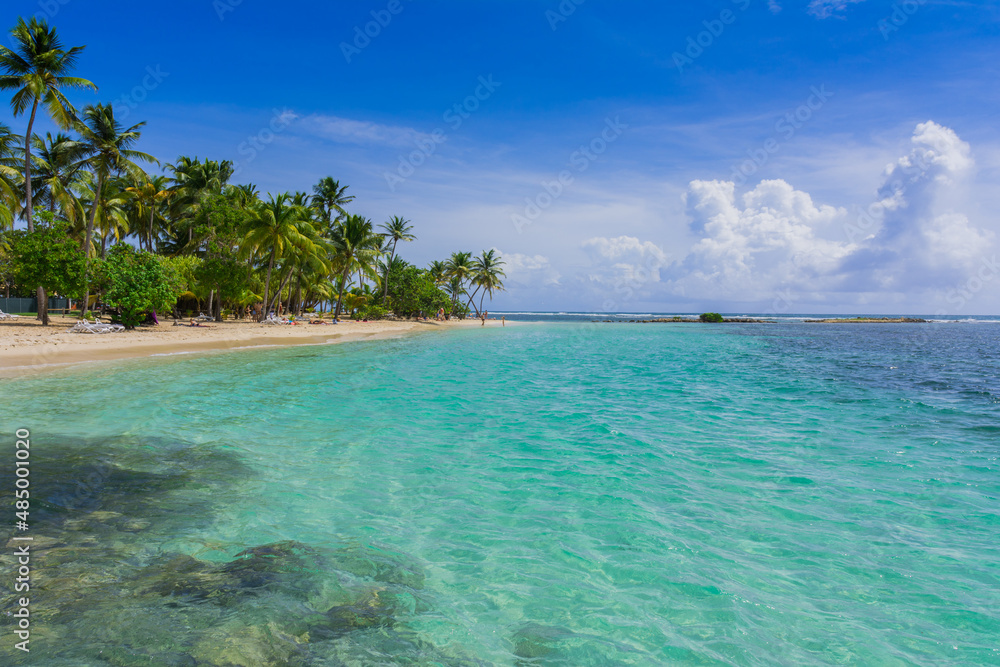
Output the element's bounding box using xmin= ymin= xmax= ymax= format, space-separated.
xmin=0 ymin=315 xmax=493 ymax=374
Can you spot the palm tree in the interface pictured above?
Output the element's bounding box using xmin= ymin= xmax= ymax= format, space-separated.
xmin=311 ymin=177 xmax=354 ymax=225
xmin=330 ymin=214 xmax=382 ymax=319
xmin=445 ymin=275 xmax=465 ymax=314
xmin=0 ymin=122 xmax=19 ymax=228
xmin=0 ymin=17 xmax=96 ymax=232
xmin=428 ymin=260 xmax=447 ymax=285
xmin=166 ymin=156 xmax=234 ymax=245
xmin=31 ymin=132 xmax=87 ymax=221
xmin=76 ymin=173 xmax=132 ymax=259
xmin=75 ymin=103 xmax=156 ymax=320
xmin=379 ymin=215 xmax=415 ymax=305
xmin=241 ymin=193 xmax=317 ymax=320
xmin=125 ymin=175 xmax=171 ymax=252
xmin=471 ymin=249 xmax=506 ymax=315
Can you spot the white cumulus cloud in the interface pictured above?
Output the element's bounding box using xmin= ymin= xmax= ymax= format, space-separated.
xmin=499 ymin=252 xmax=561 ymax=286
xmin=582 ymin=236 xmax=669 ymax=286
xmin=673 ymin=122 xmax=995 ymax=306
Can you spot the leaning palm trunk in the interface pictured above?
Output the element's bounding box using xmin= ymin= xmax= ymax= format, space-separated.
xmin=466 ymin=285 xmax=482 ymax=317
xmin=268 ymin=268 xmax=292 ymax=317
xmin=23 ymin=99 xmax=49 ymax=325
xmin=333 ymin=264 xmax=352 ymax=319
xmin=259 ymin=250 xmax=275 ymax=321
xmin=79 ymin=171 xmax=106 ymax=320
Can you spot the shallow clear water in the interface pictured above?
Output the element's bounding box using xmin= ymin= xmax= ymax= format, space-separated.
xmin=2 ymin=322 xmax=999 ymax=665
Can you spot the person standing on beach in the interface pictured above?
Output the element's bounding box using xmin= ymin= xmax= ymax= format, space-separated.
xmin=502 ymin=316 xmax=505 ymax=327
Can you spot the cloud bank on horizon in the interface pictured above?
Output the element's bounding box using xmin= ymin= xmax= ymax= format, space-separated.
xmin=504 ymin=121 xmax=996 ymax=317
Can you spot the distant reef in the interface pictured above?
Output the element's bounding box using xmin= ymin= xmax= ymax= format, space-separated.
xmin=596 ymin=317 xmax=777 ymax=324
xmin=803 ymin=317 xmax=928 ymax=323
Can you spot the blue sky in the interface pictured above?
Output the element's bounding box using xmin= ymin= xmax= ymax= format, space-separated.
xmin=5 ymin=0 xmax=1000 ymax=314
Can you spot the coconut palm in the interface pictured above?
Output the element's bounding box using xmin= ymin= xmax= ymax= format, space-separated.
xmin=75 ymin=103 xmax=156 ymax=320
xmin=0 ymin=17 xmax=96 ymax=232
xmin=379 ymin=215 xmax=415 ymax=304
xmin=471 ymin=249 xmax=506 ymax=315
xmin=30 ymin=132 xmax=87 ymax=221
xmin=428 ymin=260 xmax=447 ymax=285
xmin=125 ymin=175 xmax=171 ymax=252
xmin=445 ymin=251 xmax=474 ymax=287
xmin=311 ymin=177 xmax=354 ymax=225
xmin=0 ymin=122 xmax=19 ymax=228
xmin=76 ymin=174 xmax=132 ymax=258
xmin=330 ymin=214 xmax=382 ymax=319
xmin=241 ymin=193 xmax=317 ymax=320
xmin=445 ymin=275 xmax=466 ymax=313
xmin=166 ymin=156 xmax=234 ymax=245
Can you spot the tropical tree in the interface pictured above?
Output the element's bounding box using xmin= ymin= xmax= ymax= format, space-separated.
xmin=330 ymin=214 xmax=382 ymax=319
xmin=445 ymin=251 xmax=474 ymax=313
xmin=470 ymin=249 xmax=506 ymax=315
xmin=241 ymin=193 xmax=317 ymax=320
xmin=379 ymin=215 xmax=414 ymax=305
xmin=125 ymin=175 xmax=171 ymax=252
xmin=0 ymin=17 xmax=96 ymax=231
xmin=75 ymin=103 xmax=156 ymax=320
xmin=30 ymin=132 xmax=87 ymax=221
xmin=1 ymin=17 xmax=96 ymax=323
xmin=0 ymin=122 xmax=19 ymax=228
xmin=311 ymin=177 xmax=354 ymax=225
xmin=427 ymin=260 xmax=447 ymax=285
xmin=76 ymin=173 xmax=132 ymax=258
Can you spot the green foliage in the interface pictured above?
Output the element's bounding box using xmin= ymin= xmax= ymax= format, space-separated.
xmin=700 ymin=312 xmax=724 ymax=323
xmin=160 ymin=255 xmax=202 ymax=295
xmin=380 ymin=262 xmax=450 ymax=317
xmin=97 ymin=244 xmax=179 ymax=329
xmin=6 ymin=216 xmax=86 ymax=298
xmin=356 ymin=304 xmax=388 ymax=320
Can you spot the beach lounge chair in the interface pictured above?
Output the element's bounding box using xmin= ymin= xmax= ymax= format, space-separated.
xmin=67 ymin=321 xmax=125 ymax=334
xmin=0 ymin=309 xmax=20 ymax=320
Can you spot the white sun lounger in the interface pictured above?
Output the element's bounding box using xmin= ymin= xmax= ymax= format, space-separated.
xmin=0 ymin=309 xmax=20 ymax=320
xmin=67 ymin=321 xmax=125 ymax=334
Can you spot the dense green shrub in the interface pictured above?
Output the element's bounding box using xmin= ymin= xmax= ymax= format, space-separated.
xmin=699 ymin=312 xmax=724 ymax=323
xmin=356 ymin=305 xmax=388 ymax=320
xmin=98 ymin=244 xmax=180 ymax=329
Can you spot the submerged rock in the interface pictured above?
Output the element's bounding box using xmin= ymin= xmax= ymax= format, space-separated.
xmin=220 ymin=541 xmax=329 ymax=597
xmin=511 ymin=623 xmax=575 ymax=659
xmin=330 ymin=543 xmax=426 ymax=589
xmin=191 ymin=621 xmax=309 ymax=667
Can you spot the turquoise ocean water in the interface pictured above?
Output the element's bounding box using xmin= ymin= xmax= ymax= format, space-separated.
xmin=2 ymin=322 xmax=998 ymax=665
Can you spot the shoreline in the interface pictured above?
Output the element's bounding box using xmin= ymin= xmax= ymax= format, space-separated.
xmin=0 ymin=316 xmax=496 ymax=376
